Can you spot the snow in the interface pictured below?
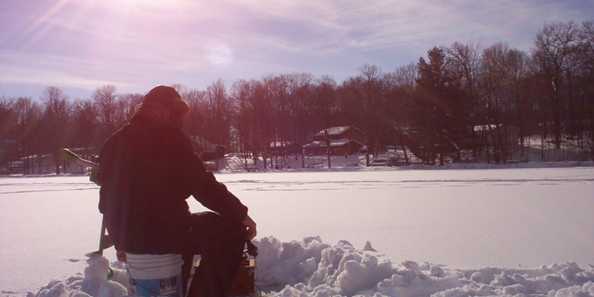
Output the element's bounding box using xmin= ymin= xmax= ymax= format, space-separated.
xmin=27 ymin=237 xmax=594 ymax=297
xmin=33 ymin=256 xmax=128 ymax=297
xmin=221 ymin=153 xmax=367 ymax=170
xmin=1 ymin=167 xmax=594 ymax=296
xmin=314 ymin=126 xmax=351 ymax=137
xmin=220 ymin=152 xmax=593 ymax=172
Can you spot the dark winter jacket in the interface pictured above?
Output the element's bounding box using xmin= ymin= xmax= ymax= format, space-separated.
xmin=97 ymin=116 xmax=247 ymax=254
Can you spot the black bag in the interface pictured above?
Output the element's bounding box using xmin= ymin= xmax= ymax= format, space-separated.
xmin=228 ymin=241 xmax=258 ymax=297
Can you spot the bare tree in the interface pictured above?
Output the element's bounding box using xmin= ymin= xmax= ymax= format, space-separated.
xmin=93 ymin=85 xmax=118 ymax=139
xmin=40 ymin=86 xmax=70 ymax=173
xmin=70 ymin=99 xmax=97 ymax=148
xmin=205 ymin=80 xmax=234 ymax=147
xmin=479 ymin=43 xmax=529 ymax=162
xmin=533 ymin=22 xmax=581 ymax=149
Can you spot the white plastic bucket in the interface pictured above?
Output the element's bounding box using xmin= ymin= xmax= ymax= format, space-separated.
xmin=126 ymin=253 xmax=184 ymax=297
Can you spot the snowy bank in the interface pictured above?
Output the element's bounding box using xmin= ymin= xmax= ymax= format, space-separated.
xmin=402 ymin=160 xmax=594 ymax=171
xmin=219 ymin=153 xmax=594 ymax=173
xmin=29 ymin=236 xmax=594 ymax=297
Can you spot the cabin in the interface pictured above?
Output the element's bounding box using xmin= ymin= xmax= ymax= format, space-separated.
xmin=303 ymin=126 xmax=366 ymax=155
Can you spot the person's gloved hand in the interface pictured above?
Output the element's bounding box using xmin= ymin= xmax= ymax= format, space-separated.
xmin=242 ymin=215 xmax=257 ymax=240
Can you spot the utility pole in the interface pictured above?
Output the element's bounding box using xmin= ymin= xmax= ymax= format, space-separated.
xmin=325 ymin=130 xmax=331 ymax=168
xmin=301 ymin=148 xmax=305 ymax=168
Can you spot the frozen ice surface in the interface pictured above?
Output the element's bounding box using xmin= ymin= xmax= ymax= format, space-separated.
xmin=1 ymin=167 xmax=594 ymax=295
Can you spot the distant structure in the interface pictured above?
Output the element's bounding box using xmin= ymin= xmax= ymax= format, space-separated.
xmin=473 ymin=124 xmax=520 ymax=163
xmin=8 ymin=147 xmax=95 ymax=175
xmin=303 ymin=126 xmax=365 ymax=155
xmin=190 ymin=135 xmax=228 ymax=171
xmin=190 ymin=135 xmax=220 ymax=154
xmin=268 ymin=140 xmax=302 ymax=155
xmin=0 ymin=138 xmax=17 ymax=174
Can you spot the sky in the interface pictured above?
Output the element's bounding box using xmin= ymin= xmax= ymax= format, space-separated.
xmin=0 ymin=0 xmax=593 ymax=99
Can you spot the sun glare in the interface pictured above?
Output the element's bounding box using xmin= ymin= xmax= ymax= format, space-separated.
xmin=117 ymin=0 xmax=183 ymax=10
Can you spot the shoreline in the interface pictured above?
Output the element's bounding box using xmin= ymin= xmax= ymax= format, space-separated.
xmin=1 ymin=160 xmax=593 ymax=178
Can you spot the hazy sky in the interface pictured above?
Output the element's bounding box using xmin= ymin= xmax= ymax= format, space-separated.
xmin=1 ymin=0 xmax=593 ymax=99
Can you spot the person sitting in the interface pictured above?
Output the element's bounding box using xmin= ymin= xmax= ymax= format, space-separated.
xmin=96 ymin=85 xmax=257 ymax=297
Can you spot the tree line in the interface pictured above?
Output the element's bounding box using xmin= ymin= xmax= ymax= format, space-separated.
xmin=1 ymin=20 xmax=593 ymax=170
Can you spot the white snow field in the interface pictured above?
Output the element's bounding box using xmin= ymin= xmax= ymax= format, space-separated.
xmin=1 ymin=167 xmax=594 ymax=296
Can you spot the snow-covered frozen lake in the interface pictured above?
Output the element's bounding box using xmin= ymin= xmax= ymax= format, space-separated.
xmin=1 ymin=167 xmax=594 ymax=294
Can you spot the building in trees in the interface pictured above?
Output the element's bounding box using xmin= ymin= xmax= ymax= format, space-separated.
xmin=0 ymin=138 xmax=17 ymax=173
xmin=268 ymin=140 xmax=302 ymax=155
xmin=473 ymin=124 xmax=520 ymax=163
xmin=303 ymin=126 xmax=366 ymax=155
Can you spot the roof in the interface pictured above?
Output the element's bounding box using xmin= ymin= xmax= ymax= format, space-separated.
xmin=314 ymin=126 xmax=351 ymax=138
xmin=269 ymin=140 xmax=297 ymax=148
xmin=473 ymin=124 xmax=500 ymax=132
xmin=303 ymin=138 xmax=363 ymax=148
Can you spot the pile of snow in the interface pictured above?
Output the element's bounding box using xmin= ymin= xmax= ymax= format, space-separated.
xmin=31 ymin=237 xmax=594 ymax=297
xmin=33 ymin=256 xmax=129 ymax=297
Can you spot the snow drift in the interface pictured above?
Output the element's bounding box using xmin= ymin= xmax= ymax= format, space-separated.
xmin=31 ymin=236 xmax=594 ymax=297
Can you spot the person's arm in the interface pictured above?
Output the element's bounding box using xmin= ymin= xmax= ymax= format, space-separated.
xmin=180 ymin=136 xmax=248 ymax=224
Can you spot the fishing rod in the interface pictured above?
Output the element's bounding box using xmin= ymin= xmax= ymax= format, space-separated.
xmin=62 ymin=148 xmax=111 ymax=256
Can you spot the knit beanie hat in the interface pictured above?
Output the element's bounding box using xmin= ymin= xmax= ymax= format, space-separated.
xmin=141 ymin=85 xmax=189 ymax=115
xmin=132 ymin=85 xmax=189 ymax=126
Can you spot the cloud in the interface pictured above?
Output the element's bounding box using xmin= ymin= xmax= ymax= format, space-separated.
xmin=0 ymin=67 xmax=129 ymax=91
xmin=206 ymin=43 xmax=234 ymax=66
xmin=0 ymin=0 xmax=592 ymax=97
xmin=0 ymin=51 xmax=132 ymax=91
xmin=231 ymin=0 xmax=592 ymax=51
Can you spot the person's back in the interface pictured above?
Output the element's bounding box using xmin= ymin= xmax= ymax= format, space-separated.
xmin=99 ymin=117 xmax=195 ymax=253
xmin=97 ymin=85 xmax=256 ymax=297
